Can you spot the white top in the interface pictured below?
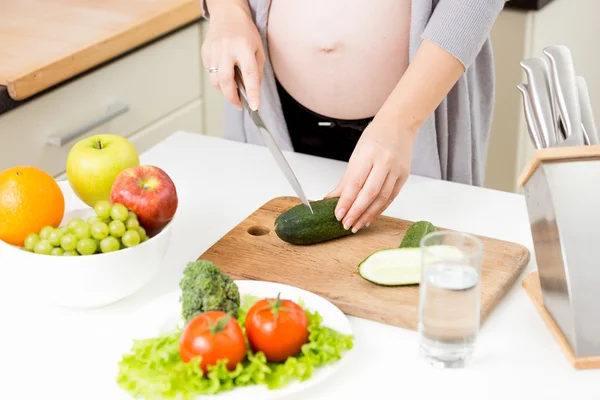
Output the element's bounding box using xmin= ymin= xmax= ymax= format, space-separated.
xmin=0 ymin=131 xmax=596 ymax=400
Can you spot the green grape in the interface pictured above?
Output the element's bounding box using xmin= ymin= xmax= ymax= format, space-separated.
xmin=94 ymin=200 xmax=112 ymax=220
xmin=24 ymin=233 xmax=40 ymax=251
xmin=110 ymin=203 xmax=129 ymax=222
xmin=57 ymin=227 xmax=69 ymax=235
xmin=50 ymin=247 xmax=64 ymax=256
xmin=67 ymin=218 xmax=86 ymax=232
xmin=109 ymin=220 xmax=126 ymax=238
xmin=140 ymin=235 xmax=148 ymax=243
xmin=63 ymin=250 xmax=79 ymax=256
xmin=90 ymin=221 xmax=109 ymax=240
xmin=34 ymin=239 xmax=53 ymax=255
xmin=127 ymin=211 xmax=138 ymax=221
xmin=137 ymin=226 xmax=147 ymax=239
xmin=73 ymin=223 xmax=91 ymax=240
xmin=47 ymin=229 xmax=65 ymax=247
xmin=125 ymin=218 xmax=140 ymax=230
xmin=122 ymin=230 xmax=141 ymax=248
xmin=77 ymin=238 xmax=97 ymax=255
xmin=39 ymin=226 xmax=55 ymax=240
xmin=60 ymin=233 xmax=78 ymax=251
xmin=100 ymin=236 xmax=120 ymax=253
xmin=87 ymin=216 xmax=103 ymax=225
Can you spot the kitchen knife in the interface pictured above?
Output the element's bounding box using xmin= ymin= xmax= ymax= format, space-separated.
xmin=576 ymin=75 xmax=599 ymax=145
xmin=517 ymin=83 xmax=544 ymax=149
xmin=233 ymin=66 xmax=314 ymax=213
xmin=520 ymin=58 xmax=558 ymax=147
xmin=543 ymin=45 xmax=585 ymax=147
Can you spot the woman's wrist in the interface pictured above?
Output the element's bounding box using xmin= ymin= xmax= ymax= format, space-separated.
xmin=206 ymin=0 xmax=252 ymax=21
xmin=372 ymin=105 xmax=421 ymax=144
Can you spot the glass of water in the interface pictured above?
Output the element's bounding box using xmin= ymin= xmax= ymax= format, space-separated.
xmin=418 ymin=231 xmax=483 ymax=368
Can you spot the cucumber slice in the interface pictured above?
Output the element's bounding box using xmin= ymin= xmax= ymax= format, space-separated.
xmin=399 ymin=221 xmax=436 ymax=248
xmin=358 ymin=245 xmax=463 ymax=286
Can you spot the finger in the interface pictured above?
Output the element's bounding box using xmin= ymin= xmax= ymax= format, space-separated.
xmin=352 ymin=173 xmax=397 ymax=232
xmin=201 ymin=43 xmax=221 ymax=92
xmin=379 ymin=177 xmax=404 ymax=216
xmin=237 ymin=50 xmax=261 ymax=110
xmin=335 ymin=163 xmax=372 ymax=224
xmin=256 ymin=45 xmax=266 ymax=85
xmin=217 ymin=55 xmax=242 ymax=109
xmin=342 ymin=165 xmax=388 ymax=232
xmin=208 ymin=69 xmax=221 ymax=92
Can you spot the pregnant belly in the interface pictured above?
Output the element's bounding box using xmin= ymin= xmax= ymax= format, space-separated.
xmin=267 ymin=0 xmax=411 ymax=120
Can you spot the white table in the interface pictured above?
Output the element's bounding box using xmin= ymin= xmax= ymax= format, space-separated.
xmin=1 ymin=131 xmax=596 ymax=399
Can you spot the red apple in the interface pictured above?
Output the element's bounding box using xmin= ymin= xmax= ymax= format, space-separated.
xmin=110 ymin=165 xmax=178 ymax=237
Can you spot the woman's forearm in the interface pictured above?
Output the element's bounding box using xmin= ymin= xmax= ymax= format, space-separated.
xmin=205 ymin=0 xmax=251 ymax=19
xmin=376 ymin=39 xmax=465 ymax=137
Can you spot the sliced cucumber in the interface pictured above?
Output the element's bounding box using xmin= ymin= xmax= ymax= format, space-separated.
xmin=399 ymin=221 xmax=436 ymax=248
xmin=358 ymin=245 xmax=464 ymax=286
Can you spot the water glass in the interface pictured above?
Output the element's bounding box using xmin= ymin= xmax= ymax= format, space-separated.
xmin=418 ymin=231 xmax=483 ymax=368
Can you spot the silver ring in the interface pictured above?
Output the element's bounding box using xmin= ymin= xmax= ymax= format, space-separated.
xmin=207 ymin=66 xmax=218 ymax=73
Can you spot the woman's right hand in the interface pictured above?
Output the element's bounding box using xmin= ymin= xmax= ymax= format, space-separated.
xmin=201 ymin=5 xmax=265 ymax=111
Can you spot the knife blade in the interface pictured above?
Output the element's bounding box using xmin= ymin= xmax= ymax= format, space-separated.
xmin=520 ymin=58 xmax=558 ymax=147
xmin=517 ymin=83 xmax=544 ymax=149
xmin=543 ymin=45 xmax=585 ymax=147
xmin=233 ymin=66 xmax=314 ymax=213
xmin=576 ymin=75 xmax=599 ymax=145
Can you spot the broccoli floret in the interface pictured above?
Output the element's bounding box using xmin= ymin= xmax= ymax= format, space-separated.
xmin=179 ymin=260 xmax=241 ymax=323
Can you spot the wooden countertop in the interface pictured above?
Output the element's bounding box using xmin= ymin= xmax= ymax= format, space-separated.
xmin=0 ymin=0 xmax=202 ymax=101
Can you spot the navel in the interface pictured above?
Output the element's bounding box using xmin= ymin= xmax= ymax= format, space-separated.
xmin=318 ymin=41 xmax=342 ymax=55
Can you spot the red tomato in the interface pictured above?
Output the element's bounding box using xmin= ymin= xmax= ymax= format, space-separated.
xmin=179 ymin=311 xmax=246 ymax=372
xmin=244 ymin=294 xmax=309 ymax=362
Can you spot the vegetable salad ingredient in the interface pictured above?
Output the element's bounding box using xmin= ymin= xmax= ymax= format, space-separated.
xmin=359 ymin=247 xmax=424 ymax=286
xmin=399 ymin=220 xmax=436 ymax=248
xmin=274 ymin=197 xmax=352 ymax=245
xmin=116 ymin=297 xmax=354 ymax=399
xmin=245 ymin=294 xmax=309 ymax=362
xmin=179 ymin=260 xmax=241 ymax=323
xmin=180 ymin=311 xmax=247 ymax=372
xmin=358 ymin=245 xmax=465 ymax=286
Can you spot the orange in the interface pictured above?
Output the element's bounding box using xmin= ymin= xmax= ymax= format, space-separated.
xmin=0 ymin=166 xmax=65 ymax=247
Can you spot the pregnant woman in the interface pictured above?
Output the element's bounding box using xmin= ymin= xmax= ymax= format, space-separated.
xmin=200 ymin=0 xmax=505 ymax=232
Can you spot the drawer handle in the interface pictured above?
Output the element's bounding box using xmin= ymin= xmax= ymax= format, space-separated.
xmin=45 ymin=102 xmax=130 ymax=147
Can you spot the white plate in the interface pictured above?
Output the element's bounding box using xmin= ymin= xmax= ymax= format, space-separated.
xmin=121 ymin=280 xmax=355 ymax=399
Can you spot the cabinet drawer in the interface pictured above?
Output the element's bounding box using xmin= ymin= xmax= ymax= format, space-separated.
xmin=0 ymin=22 xmax=202 ymax=177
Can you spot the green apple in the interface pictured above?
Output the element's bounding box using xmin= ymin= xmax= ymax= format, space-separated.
xmin=66 ymin=134 xmax=140 ymax=207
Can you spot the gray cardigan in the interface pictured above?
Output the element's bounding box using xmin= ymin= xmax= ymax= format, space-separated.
xmin=201 ymin=0 xmax=506 ymax=186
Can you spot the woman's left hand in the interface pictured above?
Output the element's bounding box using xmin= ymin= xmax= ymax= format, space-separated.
xmin=325 ymin=116 xmax=415 ymax=233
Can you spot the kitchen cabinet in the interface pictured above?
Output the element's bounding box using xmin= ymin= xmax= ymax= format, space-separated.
xmin=0 ymin=22 xmax=204 ymax=178
xmin=485 ymin=0 xmax=600 ymax=193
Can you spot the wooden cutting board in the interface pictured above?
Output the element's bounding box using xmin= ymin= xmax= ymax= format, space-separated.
xmin=0 ymin=0 xmax=201 ymax=100
xmin=199 ymin=197 xmax=531 ymax=330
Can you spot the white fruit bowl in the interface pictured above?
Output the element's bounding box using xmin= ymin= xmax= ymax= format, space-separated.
xmin=0 ymin=180 xmax=173 ymax=309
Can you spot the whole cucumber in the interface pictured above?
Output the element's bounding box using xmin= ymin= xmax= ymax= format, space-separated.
xmin=274 ymin=197 xmax=352 ymax=245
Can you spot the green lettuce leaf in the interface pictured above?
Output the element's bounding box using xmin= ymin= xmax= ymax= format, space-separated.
xmin=116 ymin=295 xmax=354 ymax=399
